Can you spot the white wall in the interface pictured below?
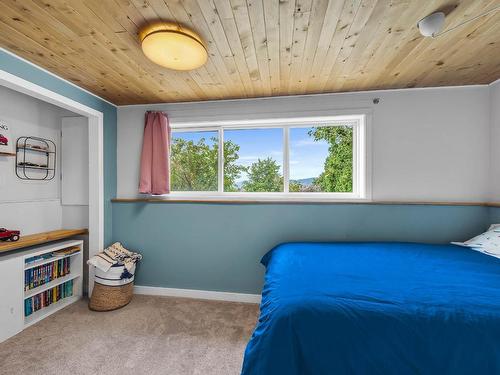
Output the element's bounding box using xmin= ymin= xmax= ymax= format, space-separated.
xmin=62 ymin=206 xmax=89 ymax=229
xmin=61 ymin=117 xmax=90 ymax=231
xmin=117 ymin=85 xmax=491 ymax=202
xmin=489 ymin=80 xmax=500 ymax=201
xmin=1 ymin=201 xmax=62 ymax=235
xmin=0 ymin=85 xmax=83 ymax=235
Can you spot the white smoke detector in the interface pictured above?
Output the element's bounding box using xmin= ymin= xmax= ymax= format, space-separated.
xmin=417 ymin=12 xmax=445 ymax=37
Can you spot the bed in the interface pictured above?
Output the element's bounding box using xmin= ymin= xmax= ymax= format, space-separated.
xmin=241 ymin=242 xmax=500 ymax=375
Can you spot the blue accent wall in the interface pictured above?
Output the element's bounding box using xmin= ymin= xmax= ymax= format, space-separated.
xmin=0 ymin=50 xmax=117 ymax=245
xmin=489 ymin=207 xmax=500 ymax=224
xmin=112 ymin=202 xmax=489 ymax=294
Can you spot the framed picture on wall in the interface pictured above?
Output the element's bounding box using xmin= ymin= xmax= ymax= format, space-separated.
xmin=0 ymin=120 xmax=14 ymax=153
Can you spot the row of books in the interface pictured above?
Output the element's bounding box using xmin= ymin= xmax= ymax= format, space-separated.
xmin=25 ymin=253 xmax=52 ymax=265
xmin=24 ymin=258 xmax=71 ymax=291
xmin=24 ymin=280 xmax=74 ymax=317
xmin=24 ymin=246 xmax=80 ymax=265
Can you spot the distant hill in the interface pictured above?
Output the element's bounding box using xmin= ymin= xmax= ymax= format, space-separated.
xmin=290 ymin=177 xmax=315 ymax=186
xmin=236 ymin=177 xmax=316 ymax=188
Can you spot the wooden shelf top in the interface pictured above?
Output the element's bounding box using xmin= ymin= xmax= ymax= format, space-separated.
xmin=0 ymin=229 xmax=88 ymax=254
xmin=0 ymin=151 xmax=16 ymax=156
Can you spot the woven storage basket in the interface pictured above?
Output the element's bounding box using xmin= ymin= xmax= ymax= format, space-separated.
xmin=89 ymin=282 xmax=134 ymax=311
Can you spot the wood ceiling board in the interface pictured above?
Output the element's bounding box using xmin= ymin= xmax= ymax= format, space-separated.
xmin=325 ymin=0 xmax=380 ymax=91
xmin=231 ymin=0 xmax=263 ymax=93
xmin=287 ymin=0 xmax=313 ymax=94
xmin=314 ymin=0 xmax=362 ymax=92
xmin=0 ymin=0 xmax=498 ymax=105
xmin=262 ymin=0 xmax=280 ymax=95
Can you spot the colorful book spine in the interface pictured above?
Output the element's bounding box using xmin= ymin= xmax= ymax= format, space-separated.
xmin=24 ymin=280 xmax=74 ymax=316
xmin=24 ymin=258 xmax=71 ymax=291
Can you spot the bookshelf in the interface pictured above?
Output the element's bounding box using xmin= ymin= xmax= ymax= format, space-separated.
xmin=0 ymin=240 xmax=83 ymax=342
xmin=25 ymin=296 xmax=80 ymax=328
xmin=25 ymin=273 xmax=81 ymax=299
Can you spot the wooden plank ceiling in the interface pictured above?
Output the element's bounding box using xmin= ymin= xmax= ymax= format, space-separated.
xmin=0 ymin=0 xmax=498 ymax=105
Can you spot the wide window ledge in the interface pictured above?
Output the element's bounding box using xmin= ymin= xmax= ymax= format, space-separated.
xmin=113 ymin=194 xmax=368 ymax=204
xmin=111 ymin=196 xmax=494 ymax=206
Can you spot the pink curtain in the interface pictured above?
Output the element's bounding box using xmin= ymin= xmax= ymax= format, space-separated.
xmin=139 ymin=111 xmax=171 ymax=195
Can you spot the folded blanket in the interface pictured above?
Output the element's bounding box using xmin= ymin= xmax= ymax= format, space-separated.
xmin=87 ymin=242 xmax=142 ymax=273
xmin=87 ymin=252 xmax=117 ymax=273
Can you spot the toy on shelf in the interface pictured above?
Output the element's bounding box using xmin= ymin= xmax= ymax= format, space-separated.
xmin=0 ymin=228 xmax=20 ymax=242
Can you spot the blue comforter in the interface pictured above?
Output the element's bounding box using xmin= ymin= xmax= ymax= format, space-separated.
xmin=241 ymin=242 xmax=500 ymax=375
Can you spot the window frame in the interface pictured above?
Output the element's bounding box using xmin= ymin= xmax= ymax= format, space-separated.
xmin=168 ymin=114 xmax=369 ymax=201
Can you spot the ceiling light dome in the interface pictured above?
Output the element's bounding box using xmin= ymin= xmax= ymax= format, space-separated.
xmin=417 ymin=12 xmax=445 ymax=37
xmin=139 ymin=23 xmax=207 ymax=71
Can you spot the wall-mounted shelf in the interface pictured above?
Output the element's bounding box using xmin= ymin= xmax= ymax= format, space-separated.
xmin=16 ymin=165 xmax=54 ymax=171
xmin=16 ymin=136 xmax=56 ymax=180
xmin=0 ymin=151 xmax=16 ymax=156
xmin=17 ymin=146 xmax=55 ymax=154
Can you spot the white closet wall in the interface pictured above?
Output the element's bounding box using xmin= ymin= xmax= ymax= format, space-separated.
xmin=61 ymin=117 xmax=89 ymax=205
xmin=61 ymin=117 xmax=89 ymax=229
xmin=0 ymin=86 xmax=88 ymax=235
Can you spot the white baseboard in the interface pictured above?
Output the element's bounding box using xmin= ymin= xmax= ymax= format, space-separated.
xmin=134 ymin=285 xmax=261 ymax=304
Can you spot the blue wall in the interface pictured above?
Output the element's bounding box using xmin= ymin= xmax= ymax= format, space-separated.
xmin=112 ymin=202 xmax=489 ymax=294
xmin=0 ymin=50 xmax=117 ymax=245
xmin=2 ymin=50 xmax=495 ymax=295
xmin=489 ymin=207 xmax=500 ymax=224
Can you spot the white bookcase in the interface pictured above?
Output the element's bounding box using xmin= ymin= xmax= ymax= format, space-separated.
xmin=0 ymin=240 xmax=83 ymax=342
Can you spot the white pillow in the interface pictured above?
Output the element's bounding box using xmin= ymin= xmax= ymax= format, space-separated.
xmin=452 ymin=224 xmax=500 ymax=259
xmin=488 ymin=224 xmax=500 ymax=231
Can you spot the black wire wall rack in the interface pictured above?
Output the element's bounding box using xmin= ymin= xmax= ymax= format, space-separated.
xmin=16 ymin=136 xmax=56 ymax=181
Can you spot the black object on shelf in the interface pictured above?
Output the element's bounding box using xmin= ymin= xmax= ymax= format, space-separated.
xmin=16 ymin=136 xmax=56 ymax=180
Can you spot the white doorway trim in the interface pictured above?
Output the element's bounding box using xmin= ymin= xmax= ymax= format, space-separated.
xmin=0 ymin=69 xmax=104 ymax=293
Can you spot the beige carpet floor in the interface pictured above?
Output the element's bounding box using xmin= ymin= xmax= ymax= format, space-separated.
xmin=0 ymin=295 xmax=259 ymax=375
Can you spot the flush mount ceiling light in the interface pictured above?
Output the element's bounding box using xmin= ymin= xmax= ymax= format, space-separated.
xmin=417 ymin=12 xmax=445 ymax=37
xmin=139 ymin=23 xmax=207 ymax=71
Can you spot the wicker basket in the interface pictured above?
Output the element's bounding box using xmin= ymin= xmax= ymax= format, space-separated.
xmin=89 ymin=282 xmax=134 ymax=311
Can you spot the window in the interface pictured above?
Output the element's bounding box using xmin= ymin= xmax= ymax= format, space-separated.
xmin=224 ymin=128 xmax=283 ymax=192
xmin=170 ymin=130 xmax=218 ymax=191
xmin=289 ymin=125 xmax=353 ymax=193
xmin=169 ymin=115 xmax=367 ymax=199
